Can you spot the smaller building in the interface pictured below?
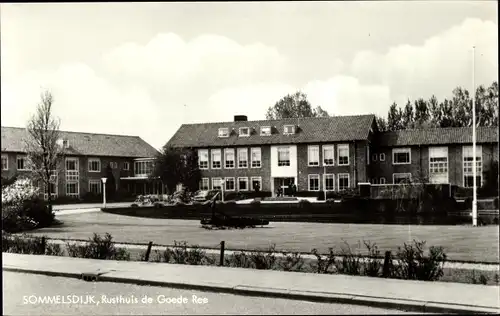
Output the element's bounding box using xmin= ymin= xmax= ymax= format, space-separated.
xmin=1 ymin=126 xmax=161 ymax=199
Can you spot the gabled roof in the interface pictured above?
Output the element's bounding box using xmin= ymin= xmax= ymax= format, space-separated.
xmin=1 ymin=126 xmax=159 ymax=158
xmin=166 ymin=114 xmax=376 ymax=148
xmin=376 ymin=126 xmax=499 ymax=147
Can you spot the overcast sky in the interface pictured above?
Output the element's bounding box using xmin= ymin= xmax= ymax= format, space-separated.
xmin=1 ymin=2 xmax=497 ymax=149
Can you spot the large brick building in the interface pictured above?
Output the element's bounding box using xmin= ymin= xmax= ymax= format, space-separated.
xmin=1 ymin=127 xmax=160 ymax=199
xmin=166 ymin=115 xmax=498 ymax=196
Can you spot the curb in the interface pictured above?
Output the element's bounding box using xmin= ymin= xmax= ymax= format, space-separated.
xmin=3 ymin=266 xmax=498 ymax=314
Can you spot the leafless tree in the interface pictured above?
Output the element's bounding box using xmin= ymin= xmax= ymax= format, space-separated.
xmin=24 ymin=91 xmax=65 ymax=210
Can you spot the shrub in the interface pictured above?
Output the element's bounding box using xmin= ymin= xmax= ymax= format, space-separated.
xmin=163 ymin=241 xmax=214 ymax=265
xmin=249 ymin=245 xmax=277 ymax=270
xmin=2 ymin=234 xmax=46 ymax=255
xmin=278 ymin=251 xmax=305 ymax=272
xmin=317 ymin=190 xmax=325 ymax=201
xmin=81 ymin=192 xmax=102 ymax=203
xmin=394 ymin=240 xmax=447 ymax=281
xmin=131 ymin=203 xmax=139 ymax=208
xmin=225 ymin=251 xmax=254 ymax=268
xmin=362 ymin=241 xmax=382 ymax=277
xmin=335 ymin=242 xmax=362 ymax=275
xmin=66 ymin=233 xmax=130 ymax=260
xmin=45 ymin=243 xmax=64 ymax=256
xmin=298 ymin=199 xmax=311 ymax=208
xmin=250 ymin=200 xmax=261 ymax=206
xmin=154 ymin=202 xmax=164 ymax=208
xmin=23 ymin=197 xmax=54 ymax=228
xmin=311 ymin=248 xmax=336 ymax=274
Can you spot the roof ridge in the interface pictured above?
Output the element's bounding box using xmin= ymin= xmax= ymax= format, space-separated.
xmin=1 ymin=126 xmax=142 ymax=139
xmin=380 ymin=126 xmax=498 ymax=133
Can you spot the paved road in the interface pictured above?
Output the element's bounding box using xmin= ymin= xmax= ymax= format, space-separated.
xmin=3 ymin=272 xmax=416 ymax=315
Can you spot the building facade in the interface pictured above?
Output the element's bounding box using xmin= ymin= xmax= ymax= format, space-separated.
xmin=1 ymin=127 xmax=160 ymax=199
xmin=167 ymin=115 xmax=498 ymax=196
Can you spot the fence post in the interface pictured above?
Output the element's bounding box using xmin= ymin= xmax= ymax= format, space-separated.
xmin=219 ymin=241 xmax=225 ymax=266
xmin=382 ymin=251 xmax=391 ymax=278
xmin=144 ymin=241 xmax=153 ymax=262
xmin=41 ymin=237 xmax=46 ymax=254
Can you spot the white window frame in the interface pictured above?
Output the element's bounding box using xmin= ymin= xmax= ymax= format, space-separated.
xmin=337 ymin=173 xmax=350 ymax=191
xmin=429 ymin=146 xmax=449 ymax=184
xmin=251 ymin=147 xmax=261 ymax=168
xmin=134 ymin=160 xmax=153 ymax=177
xmin=88 ymin=158 xmax=101 ymax=173
xmin=462 ymin=145 xmax=483 ymax=188
xmin=1 ymin=154 xmax=8 ymax=170
xmin=393 ymin=173 xmax=412 ymax=184
xmin=237 ymin=148 xmax=248 ymax=168
xmin=323 ymin=145 xmax=334 ymax=166
xmin=324 ymin=173 xmax=335 ymax=191
xmin=123 ymin=162 xmax=130 ymax=171
xmin=43 ymin=170 xmax=58 ymax=200
xmin=379 ymin=153 xmax=385 ymax=161
xmin=283 ymin=125 xmax=295 ymax=135
xmin=278 ymin=146 xmax=291 ymax=167
xmin=200 ymin=178 xmax=210 ymax=191
xmin=392 ymin=148 xmax=411 ymax=165
xmin=88 ymin=179 xmax=102 ymax=194
xmin=337 ymin=144 xmax=349 ymax=166
xmin=238 ymin=177 xmax=249 ymax=191
xmin=380 ymin=177 xmax=386 ymax=184
xmin=198 ymin=149 xmax=209 ymax=170
xmin=260 ymin=126 xmax=271 ymax=136
xmin=212 ymin=178 xmax=223 ymax=190
xmin=110 ymin=162 xmax=118 ymax=169
xmin=16 ymin=155 xmax=28 ymax=171
xmin=308 ymin=145 xmax=320 ymax=167
xmin=225 ymin=177 xmax=235 ymax=191
xmin=239 ymin=127 xmax=250 ymax=137
xmin=211 ymin=149 xmax=221 ymax=169
xmin=250 ymin=177 xmax=262 ymax=191
xmin=218 ymin=128 xmax=229 ymax=138
xmin=308 ymin=174 xmax=320 ymax=191
xmin=65 ymin=182 xmax=79 ymax=197
xmin=224 ymin=148 xmax=235 ymax=169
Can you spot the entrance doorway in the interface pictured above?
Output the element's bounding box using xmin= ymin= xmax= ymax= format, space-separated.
xmin=275 ymin=177 xmax=295 ymax=197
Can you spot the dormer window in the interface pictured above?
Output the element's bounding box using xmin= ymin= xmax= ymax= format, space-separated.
xmin=260 ymin=126 xmax=271 ymax=136
xmin=57 ymin=138 xmax=69 ymax=148
xmin=239 ymin=127 xmax=250 ymax=137
xmin=283 ymin=125 xmax=295 ymax=135
xmin=218 ymin=128 xmax=229 ymax=138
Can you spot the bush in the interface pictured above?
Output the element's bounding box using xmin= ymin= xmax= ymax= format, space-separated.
xmin=81 ymin=192 xmax=102 ymax=203
xmin=278 ymin=251 xmax=305 ymax=272
xmin=225 ymin=251 xmax=254 ymax=268
xmin=335 ymin=242 xmax=362 ymax=275
xmin=154 ymin=202 xmax=164 ymax=208
xmin=66 ymin=233 xmax=130 ymax=260
xmin=23 ymin=197 xmax=54 ymax=228
xmin=362 ymin=241 xmax=382 ymax=277
xmin=317 ymin=190 xmax=325 ymax=201
xmin=298 ymin=199 xmax=311 ymax=208
xmin=45 ymin=243 xmax=64 ymax=256
xmin=131 ymin=203 xmax=139 ymax=208
xmin=250 ymin=200 xmax=261 ymax=206
xmin=311 ymin=248 xmax=336 ymax=274
xmin=394 ymin=240 xmax=447 ymax=281
xmin=162 ymin=241 xmax=214 ymax=265
xmin=2 ymin=234 xmax=46 ymax=254
xmin=249 ymin=245 xmax=277 ymax=270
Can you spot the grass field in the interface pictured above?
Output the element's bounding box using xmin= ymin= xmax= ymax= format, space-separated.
xmin=27 ymin=211 xmax=500 ymax=263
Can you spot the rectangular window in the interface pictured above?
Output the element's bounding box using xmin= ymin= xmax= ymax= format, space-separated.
xmin=218 ymin=128 xmax=229 ymax=138
xmin=283 ymin=125 xmax=295 ymax=135
xmin=198 ymin=149 xmax=209 ymax=169
xmin=199 ymin=178 xmax=210 ymax=191
xmin=224 ymin=149 xmax=235 ymax=169
xmin=392 ymin=148 xmax=411 ymax=165
xmin=278 ymin=147 xmax=290 ymax=166
xmin=393 ymin=173 xmax=412 ymax=184
xmin=429 ymin=147 xmax=448 ymax=184
xmin=308 ymin=174 xmax=320 ymax=191
xmin=237 ymin=148 xmax=248 ymax=168
xmin=43 ymin=171 xmax=58 ymax=200
xmin=323 ymin=145 xmax=334 ymax=166
xmin=17 ymin=156 xmax=28 ymax=171
xmin=379 ymin=153 xmax=385 ymax=161
xmin=324 ymin=174 xmax=335 ymax=191
xmin=251 ymin=147 xmax=261 ymax=168
xmin=89 ymin=179 xmax=102 ymax=194
xmin=65 ymin=158 xmax=79 ymax=182
xmin=372 ymin=154 xmax=378 ymax=162
xmin=1 ymin=154 xmax=8 ymax=170
xmin=123 ymin=162 xmax=130 ymax=171
xmin=212 ymin=178 xmax=223 ymax=190
xmin=211 ymin=149 xmax=221 ymax=169
xmin=337 ymin=144 xmax=349 ymax=166
xmin=337 ymin=173 xmax=350 ymax=191
xmin=463 ymin=145 xmax=482 ymax=188
xmin=239 ymin=127 xmax=250 ymax=137
xmin=251 ymin=177 xmax=262 ymax=191
xmin=238 ymin=177 xmax=248 ymax=191
xmin=134 ymin=160 xmax=153 ymax=177
xmin=66 ymin=182 xmax=79 ymax=196
xmin=88 ymin=158 xmax=101 ymax=172
xmin=260 ymin=126 xmax=271 ymax=136
xmin=380 ymin=177 xmax=386 ymax=184
xmin=110 ymin=162 xmax=117 ymax=169
xmin=367 ymin=146 xmax=370 ymax=165
xmin=225 ymin=177 xmax=235 ymax=191
xmin=371 ymin=178 xmax=378 ymax=184
xmin=308 ymin=146 xmax=319 ymax=166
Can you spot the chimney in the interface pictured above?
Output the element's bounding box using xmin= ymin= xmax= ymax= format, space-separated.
xmin=234 ymin=115 xmax=248 ymax=122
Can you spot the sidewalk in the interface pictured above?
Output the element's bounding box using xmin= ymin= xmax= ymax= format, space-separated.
xmin=53 ymin=202 xmax=131 ymax=211
xmin=3 ymin=253 xmax=499 ymax=314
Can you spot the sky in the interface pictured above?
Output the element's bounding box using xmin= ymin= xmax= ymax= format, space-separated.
xmin=1 ymin=2 xmax=498 ymax=150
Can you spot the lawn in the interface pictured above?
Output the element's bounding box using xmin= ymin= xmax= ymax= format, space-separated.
xmin=28 ymin=211 xmax=499 ymax=263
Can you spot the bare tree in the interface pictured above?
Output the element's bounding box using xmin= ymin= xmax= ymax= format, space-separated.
xmin=24 ymin=91 xmax=65 ymax=210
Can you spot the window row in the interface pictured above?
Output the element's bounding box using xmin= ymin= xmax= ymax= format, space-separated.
xmin=218 ymin=125 xmax=296 ymax=138
xmin=307 ymin=174 xmax=350 ymax=191
xmin=370 ymin=153 xmax=386 ymax=162
xmin=307 ymin=144 xmax=349 ymax=167
xmin=199 ymin=177 xmax=262 ymax=192
xmin=198 ymin=148 xmax=261 ymax=170
xmin=0 ymin=155 xmax=131 ymax=172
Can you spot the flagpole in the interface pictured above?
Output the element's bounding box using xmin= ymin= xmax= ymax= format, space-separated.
xmin=472 ymin=45 xmax=477 ymax=227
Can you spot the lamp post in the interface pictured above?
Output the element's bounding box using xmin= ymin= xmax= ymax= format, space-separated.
xmin=102 ymin=177 xmax=107 ymax=209
xmin=472 ymin=46 xmax=477 ymax=227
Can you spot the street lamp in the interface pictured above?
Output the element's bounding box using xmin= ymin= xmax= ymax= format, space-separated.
xmin=101 ymin=177 xmax=107 ymax=209
xmin=472 ymin=46 xmax=477 ymax=227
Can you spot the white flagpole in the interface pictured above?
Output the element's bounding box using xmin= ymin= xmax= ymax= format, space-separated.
xmin=472 ymin=46 xmax=477 ymax=227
